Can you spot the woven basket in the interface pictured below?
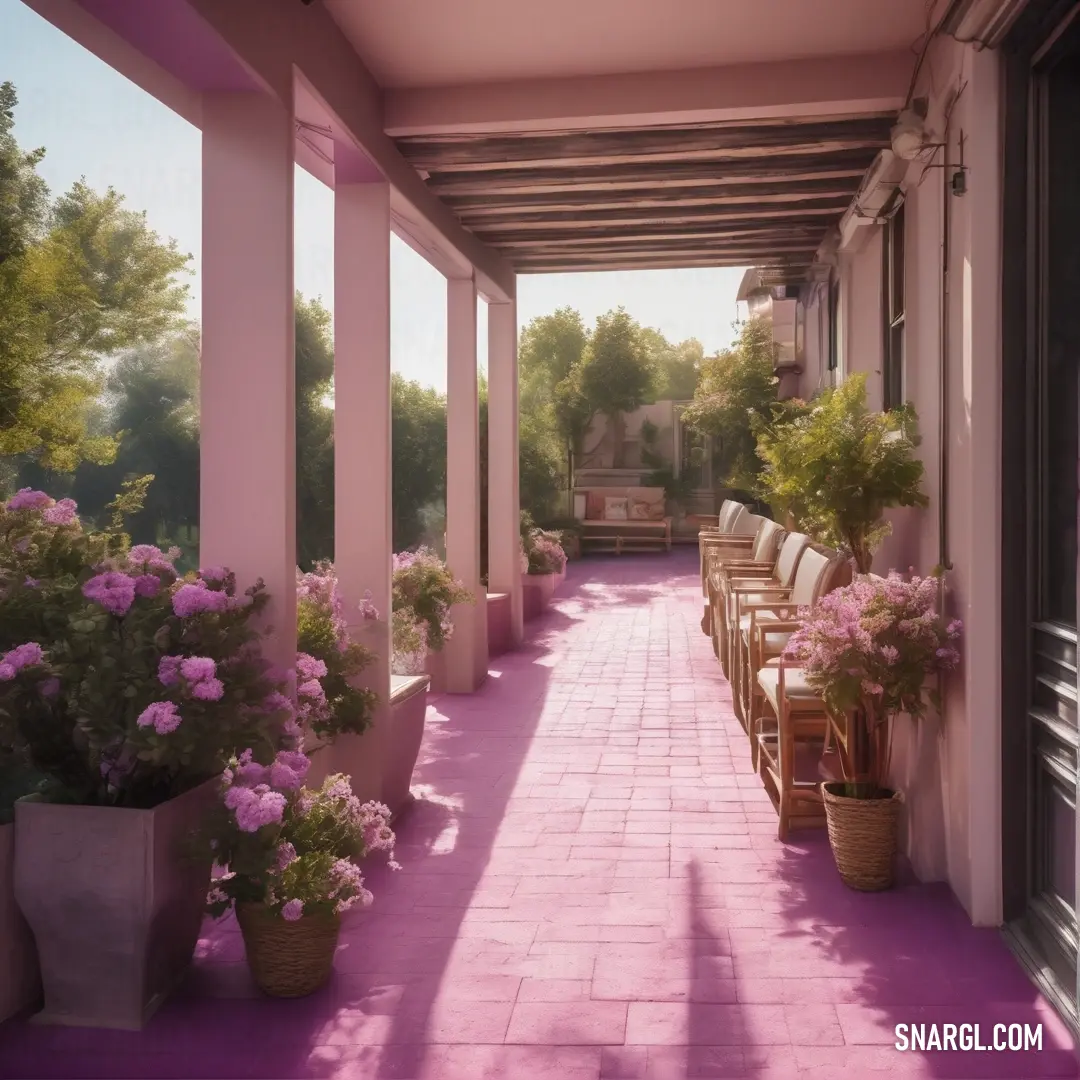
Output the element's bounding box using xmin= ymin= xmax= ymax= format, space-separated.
xmin=236 ymin=903 xmax=341 ymax=998
xmin=821 ymin=782 xmax=902 ymax=892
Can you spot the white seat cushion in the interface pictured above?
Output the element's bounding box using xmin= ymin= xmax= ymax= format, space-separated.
xmin=756 ymin=663 xmax=825 ymax=713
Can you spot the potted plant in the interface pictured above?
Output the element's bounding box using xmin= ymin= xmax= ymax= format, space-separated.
xmin=0 ymin=756 xmax=41 ymax=1022
xmin=206 ymin=760 xmax=398 ymax=998
xmin=783 ymin=571 xmax=962 ymax=890
xmin=0 ymin=485 xmax=294 ymax=1029
xmin=520 ymin=513 xmax=568 ymax=620
xmin=751 ymin=374 xmax=927 ymax=572
xmin=392 ymin=547 xmax=473 ymax=692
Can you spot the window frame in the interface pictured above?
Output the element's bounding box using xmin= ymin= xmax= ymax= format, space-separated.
xmin=881 ymin=198 xmax=906 ymax=410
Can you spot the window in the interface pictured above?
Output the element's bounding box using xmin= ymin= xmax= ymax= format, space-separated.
xmin=882 ymin=200 xmax=906 ymax=410
xmin=827 ymin=270 xmax=839 ymax=371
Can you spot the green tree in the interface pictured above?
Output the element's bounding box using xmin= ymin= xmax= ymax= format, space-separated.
xmin=295 ymin=296 xmax=335 ymax=567
xmin=751 ymin=373 xmax=928 ymax=572
xmin=681 ymin=316 xmax=778 ymax=491
xmin=391 ymin=373 xmax=447 ymax=550
xmin=578 ymin=307 xmax=655 ymax=468
xmin=0 ymin=83 xmax=191 ymax=473
xmin=640 ymin=328 xmax=702 ymax=402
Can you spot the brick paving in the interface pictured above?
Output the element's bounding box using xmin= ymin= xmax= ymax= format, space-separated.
xmin=1 ymin=551 xmax=1077 ymax=1078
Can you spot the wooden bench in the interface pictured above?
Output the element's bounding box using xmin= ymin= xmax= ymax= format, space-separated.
xmin=580 ymin=517 xmax=672 ymax=554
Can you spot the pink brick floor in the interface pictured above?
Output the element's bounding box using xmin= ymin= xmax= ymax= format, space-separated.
xmin=1 ymin=551 xmax=1078 ymax=1079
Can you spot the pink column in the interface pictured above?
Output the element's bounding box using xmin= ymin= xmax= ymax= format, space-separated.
xmin=330 ymin=181 xmax=393 ymax=800
xmin=201 ymin=91 xmax=296 ymax=674
xmin=487 ymin=299 xmax=524 ymax=644
xmin=444 ymin=275 xmax=488 ymax=692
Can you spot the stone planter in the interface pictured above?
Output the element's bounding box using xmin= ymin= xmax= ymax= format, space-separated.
xmin=383 ymin=674 xmax=431 ymax=819
xmin=522 ymin=571 xmax=559 ymax=621
xmin=0 ymin=822 xmax=40 ymax=1022
xmin=487 ymin=592 xmax=512 ymax=657
xmin=424 ymin=648 xmax=447 ymax=693
xmin=14 ymin=779 xmax=216 ymax=1029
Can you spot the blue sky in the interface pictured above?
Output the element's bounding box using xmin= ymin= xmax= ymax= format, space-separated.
xmin=2 ymin=0 xmax=747 ymax=392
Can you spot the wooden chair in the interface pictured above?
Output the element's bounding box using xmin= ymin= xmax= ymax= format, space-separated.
xmin=716 ymin=531 xmax=811 ymax=684
xmin=733 ymin=548 xmax=849 ymax=761
xmin=702 ymin=518 xmax=785 ymax=650
xmin=699 ymin=505 xmax=760 ymax=597
xmin=754 ymin=658 xmax=848 ymax=840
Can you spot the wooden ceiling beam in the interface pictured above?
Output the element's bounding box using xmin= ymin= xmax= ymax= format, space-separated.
xmin=478 ymin=226 xmax=827 ymax=249
xmin=397 ymin=117 xmax=891 ymax=171
xmin=514 ymin=255 xmax=813 ymax=274
xmin=444 ymin=178 xmax=860 ymax=215
xmin=464 ymin=202 xmax=850 ymax=232
xmin=510 ymin=242 xmax=820 ymax=261
xmin=424 ymin=150 xmax=877 ymax=196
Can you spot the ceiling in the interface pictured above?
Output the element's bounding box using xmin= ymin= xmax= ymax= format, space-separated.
xmin=325 ymin=0 xmax=929 ymax=89
xmin=324 ymin=0 xmax=927 ymax=281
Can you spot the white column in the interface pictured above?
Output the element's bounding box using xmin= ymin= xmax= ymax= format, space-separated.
xmin=487 ymin=299 xmax=523 ymax=644
xmin=329 ymin=181 xmax=392 ymax=801
xmin=201 ymin=91 xmax=296 ymax=674
xmin=444 ymin=275 xmax=488 ymax=692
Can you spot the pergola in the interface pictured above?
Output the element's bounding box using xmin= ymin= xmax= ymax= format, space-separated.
xmin=22 ymin=0 xmax=927 ymax=785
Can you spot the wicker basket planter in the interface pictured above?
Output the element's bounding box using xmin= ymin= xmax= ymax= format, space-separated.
xmin=236 ymin=903 xmax=341 ymax=998
xmin=821 ymin=782 xmax=902 ymax=891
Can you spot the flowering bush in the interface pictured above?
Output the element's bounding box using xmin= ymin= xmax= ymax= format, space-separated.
xmin=206 ymin=757 xmax=398 ymax=922
xmin=783 ymin=570 xmax=962 ymax=797
xmin=391 ymin=608 xmax=428 ymax=676
xmin=523 ymin=528 xmax=567 ymax=575
xmin=392 ymin=548 xmax=472 ymax=655
xmin=0 ymin=486 xmax=294 ymax=807
xmin=296 ymin=562 xmax=378 ymax=740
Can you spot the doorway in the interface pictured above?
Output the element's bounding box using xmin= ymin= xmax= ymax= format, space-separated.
xmin=1001 ymin=0 xmax=1080 ymax=1032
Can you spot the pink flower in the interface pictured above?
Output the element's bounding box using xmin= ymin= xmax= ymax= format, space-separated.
xmin=297 ymin=678 xmax=325 ymax=702
xmin=274 ymin=842 xmax=297 ymax=872
xmin=199 ymin=566 xmax=228 ymax=582
xmin=83 ymin=571 xmax=136 ymax=616
xmin=225 ymin=785 xmax=286 ymax=832
xmin=6 ymin=488 xmax=52 ymax=511
xmin=191 ymin=677 xmax=225 ymax=701
xmin=0 ymin=663 xmax=16 ymax=681
xmin=269 ymin=749 xmax=310 ymax=790
xmin=172 ymin=583 xmax=229 ymax=618
xmin=180 ymin=656 xmax=217 ymax=683
xmin=281 ymin=899 xmax=304 ymax=922
xmin=137 ymin=700 xmax=182 ymax=735
xmin=134 ymin=574 xmax=161 ymax=598
xmin=158 ymin=655 xmax=182 ymax=686
xmin=23 ymin=577 xmax=39 ymax=588
xmin=296 ymin=653 xmax=328 ymax=682
xmin=128 ymin=544 xmax=166 ymax=565
xmin=4 ymin=642 xmax=44 ymax=670
xmin=42 ymin=498 xmax=77 ymax=526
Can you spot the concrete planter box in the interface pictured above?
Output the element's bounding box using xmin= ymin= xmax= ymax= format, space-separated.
xmin=522 ymin=571 xmax=559 ymax=621
xmin=487 ymin=592 xmax=512 ymax=657
xmin=14 ymin=779 xmax=215 ymax=1029
xmin=383 ymin=674 xmax=431 ymax=819
xmin=0 ymin=822 xmax=39 ymax=1023
xmin=424 ymin=648 xmax=447 ymax=693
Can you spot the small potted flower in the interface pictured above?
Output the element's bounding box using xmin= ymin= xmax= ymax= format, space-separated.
xmin=392 ymin=547 xmax=473 ymax=692
xmin=0 ymin=483 xmax=294 ymax=1028
xmin=783 ymin=571 xmax=962 ymax=890
xmin=206 ymin=756 xmax=398 ymax=998
xmin=520 ymin=515 xmax=567 ymax=621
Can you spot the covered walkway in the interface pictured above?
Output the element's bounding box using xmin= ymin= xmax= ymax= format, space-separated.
xmin=0 ymin=552 xmax=1075 ymax=1079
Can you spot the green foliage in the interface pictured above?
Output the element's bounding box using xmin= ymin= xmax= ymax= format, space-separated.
xmin=295 ymin=562 xmax=377 ymax=740
xmin=391 ymin=373 xmax=447 ymax=550
xmin=751 ymin=374 xmax=928 ymax=572
xmin=0 ymin=84 xmax=191 ymax=471
xmin=640 ymin=328 xmax=702 ymax=401
xmin=680 ymin=316 xmax=778 ymax=490
xmin=391 ymin=548 xmax=473 ymax=654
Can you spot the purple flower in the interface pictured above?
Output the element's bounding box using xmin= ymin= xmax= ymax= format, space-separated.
xmin=297 ymin=678 xmax=326 ymax=702
xmin=269 ymin=749 xmax=310 ymax=790
xmin=281 ymin=899 xmax=304 ymax=922
xmin=274 ymin=842 xmax=297 ymax=872
xmin=180 ymin=656 xmax=217 ymax=683
xmin=172 ymin=583 xmax=229 ymax=618
xmin=199 ymin=566 xmax=228 ymax=582
xmin=137 ymin=700 xmax=182 ymax=735
xmin=296 ymin=653 xmax=328 ymax=682
xmin=134 ymin=574 xmax=161 ymax=598
xmin=6 ymin=488 xmax=52 ymax=511
xmin=224 ymin=785 xmax=286 ymax=832
xmin=158 ymin=655 xmax=182 ymax=686
xmin=5 ymin=642 xmax=43 ymax=670
xmin=83 ymin=572 xmax=136 ymax=616
xmin=0 ymin=663 xmax=15 ymax=681
xmin=42 ymin=498 xmax=77 ymax=526
xmin=23 ymin=577 xmax=39 ymax=589
xmin=128 ymin=544 xmax=165 ymax=565
xmin=191 ymin=677 xmax=225 ymax=701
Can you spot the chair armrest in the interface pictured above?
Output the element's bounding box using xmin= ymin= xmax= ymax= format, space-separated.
xmin=751 ymin=619 xmax=802 ymax=633
xmin=701 ymin=533 xmax=755 ymax=543
xmin=731 ymin=584 xmax=791 ymax=596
